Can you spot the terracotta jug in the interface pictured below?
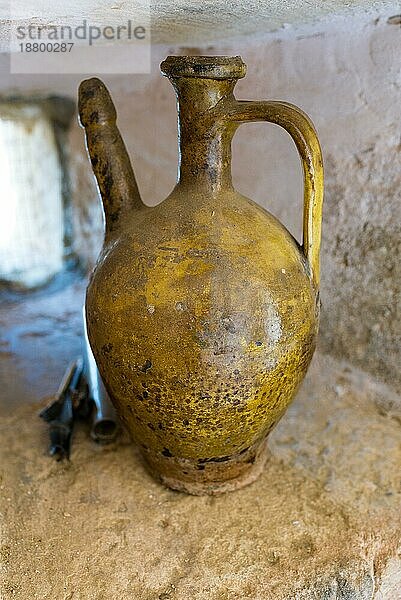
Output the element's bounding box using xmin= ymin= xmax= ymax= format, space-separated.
xmin=78 ymin=56 xmax=323 ymax=495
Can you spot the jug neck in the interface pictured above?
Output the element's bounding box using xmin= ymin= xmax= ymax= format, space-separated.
xmin=176 ymin=78 xmax=236 ymax=193
xmin=161 ymin=57 xmax=246 ymax=196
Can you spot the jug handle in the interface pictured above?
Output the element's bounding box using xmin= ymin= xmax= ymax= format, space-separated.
xmin=226 ymin=100 xmax=323 ymax=289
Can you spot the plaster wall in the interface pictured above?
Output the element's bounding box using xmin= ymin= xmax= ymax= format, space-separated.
xmin=0 ymin=8 xmax=400 ymax=394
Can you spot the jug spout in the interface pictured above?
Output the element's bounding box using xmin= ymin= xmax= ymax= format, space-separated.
xmin=78 ymin=78 xmax=143 ymax=239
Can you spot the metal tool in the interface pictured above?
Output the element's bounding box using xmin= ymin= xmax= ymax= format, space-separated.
xmin=39 ymin=310 xmax=119 ymax=459
xmin=39 ymin=358 xmax=84 ymax=460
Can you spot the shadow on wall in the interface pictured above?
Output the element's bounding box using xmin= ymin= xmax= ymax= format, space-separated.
xmin=320 ymin=147 xmax=401 ymax=394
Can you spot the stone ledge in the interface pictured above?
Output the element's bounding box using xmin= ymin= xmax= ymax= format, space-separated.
xmin=1 ymin=1 xmax=399 ymax=47
xmin=0 ymin=352 xmax=400 ymax=599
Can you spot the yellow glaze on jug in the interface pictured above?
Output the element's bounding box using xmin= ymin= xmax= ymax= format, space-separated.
xmin=79 ymin=56 xmax=323 ymax=494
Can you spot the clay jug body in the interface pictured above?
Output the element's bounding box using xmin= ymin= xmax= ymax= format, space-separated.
xmin=78 ymin=56 xmax=323 ymax=495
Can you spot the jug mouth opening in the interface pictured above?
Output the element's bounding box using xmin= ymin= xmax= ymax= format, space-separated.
xmin=160 ymin=55 xmax=246 ymax=80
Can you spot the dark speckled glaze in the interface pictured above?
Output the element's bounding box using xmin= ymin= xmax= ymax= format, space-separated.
xmin=78 ymin=56 xmax=324 ymax=495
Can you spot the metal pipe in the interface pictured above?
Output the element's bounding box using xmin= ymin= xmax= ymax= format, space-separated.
xmin=82 ymin=308 xmax=118 ymax=444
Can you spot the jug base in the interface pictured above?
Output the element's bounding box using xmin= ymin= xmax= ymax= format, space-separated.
xmin=142 ymin=438 xmax=270 ymax=496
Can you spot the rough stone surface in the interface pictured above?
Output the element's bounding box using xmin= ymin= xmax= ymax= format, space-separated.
xmin=0 ymin=276 xmax=85 ymax=410
xmin=0 ymin=352 xmax=400 ymax=599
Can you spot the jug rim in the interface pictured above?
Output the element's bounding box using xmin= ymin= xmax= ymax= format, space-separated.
xmin=160 ymin=55 xmax=246 ymax=80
